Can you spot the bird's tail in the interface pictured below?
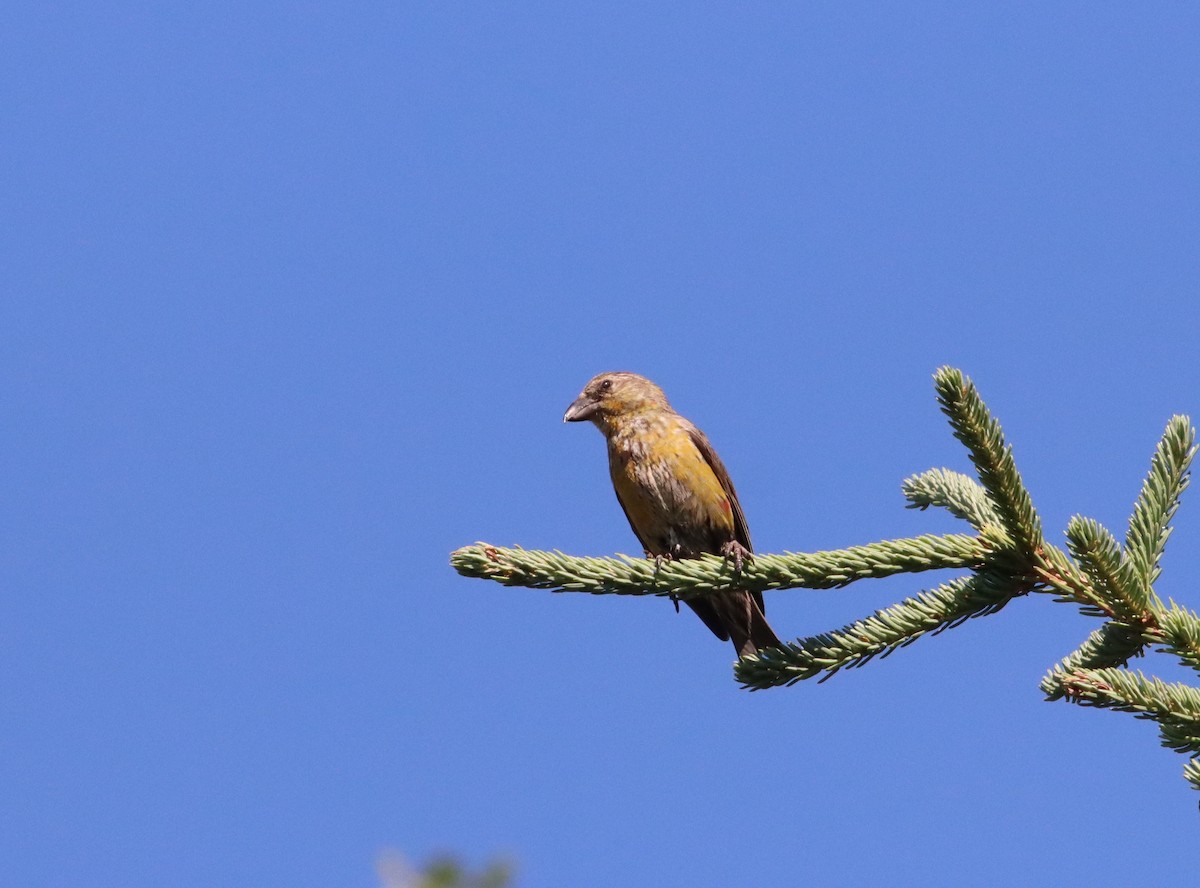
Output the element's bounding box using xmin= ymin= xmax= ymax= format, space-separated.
xmin=686 ymin=590 xmax=781 ymax=659
xmin=733 ymin=593 xmax=781 ymax=659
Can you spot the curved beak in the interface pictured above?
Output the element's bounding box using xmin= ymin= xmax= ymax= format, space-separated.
xmin=563 ymin=395 xmax=599 ymax=423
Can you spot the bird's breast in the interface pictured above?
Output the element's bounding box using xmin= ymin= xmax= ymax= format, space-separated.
xmin=606 ymin=417 xmax=733 ymax=556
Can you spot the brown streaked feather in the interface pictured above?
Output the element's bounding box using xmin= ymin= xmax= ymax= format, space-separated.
xmin=686 ymin=426 xmax=764 ymax=611
xmin=685 ymin=426 xmax=752 ymax=552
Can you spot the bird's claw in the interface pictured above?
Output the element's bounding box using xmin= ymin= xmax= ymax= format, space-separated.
xmin=649 ymin=553 xmax=681 ymax=612
xmin=720 ymin=540 xmax=752 ymax=575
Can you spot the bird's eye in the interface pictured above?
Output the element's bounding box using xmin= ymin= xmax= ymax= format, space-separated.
xmin=599 ymin=378 xmax=613 ymax=392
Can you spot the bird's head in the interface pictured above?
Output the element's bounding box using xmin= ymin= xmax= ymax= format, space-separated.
xmin=563 ymin=372 xmax=671 ymax=429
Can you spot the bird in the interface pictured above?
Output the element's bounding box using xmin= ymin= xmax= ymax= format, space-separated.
xmin=563 ymin=371 xmax=781 ymax=658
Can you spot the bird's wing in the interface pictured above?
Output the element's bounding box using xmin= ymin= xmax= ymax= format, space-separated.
xmin=687 ymin=426 xmax=764 ymax=613
xmin=686 ymin=427 xmax=752 ymax=552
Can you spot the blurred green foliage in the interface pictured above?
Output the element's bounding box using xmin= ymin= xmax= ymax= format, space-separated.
xmin=378 ymin=851 xmax=513 ymax=888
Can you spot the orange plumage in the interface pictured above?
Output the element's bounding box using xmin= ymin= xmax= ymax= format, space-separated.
xmin=564 ymin=371 xmax=780 ymax=657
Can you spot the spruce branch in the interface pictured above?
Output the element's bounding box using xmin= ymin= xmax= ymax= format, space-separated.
xmin=902 ymin=468 xmax=1001 ymax=530
xmin=1057 ymin=667 xmax=1200 ymax=757
xmin=451 ymin=534 xmax=986 ymax=598
xmin=1122 ymin=416 xmax=1197 ymax=610
xmin=1030 ymin=541 xmax=1093 ymax=602
xmin=453 ymin=367 xmax=1200 ymax=796
xmin=1063 ymin=516 xmax=1145 ymax=621
xmin=933 ymin=366 xmax=1043 ymax=552
xmin=1041 ymin=624 xmax=1146 ymax=700
xmin=1184 ymin=758 xmax=1200 ymax=792
xmin=736 ymin=571 xmax=1027 ymax=689
xmin=1155 ymin=603 xmax=1200 ymax=676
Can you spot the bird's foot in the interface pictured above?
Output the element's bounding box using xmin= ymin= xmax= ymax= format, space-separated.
xmin=720 ymin=540 xmax=752 ymax=575
xmin=649 ymin=553 xmax=681 ymax=612
xmin=649 ymin=552 xmax=674 ymax=574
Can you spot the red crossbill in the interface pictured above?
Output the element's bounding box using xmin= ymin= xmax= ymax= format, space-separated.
xmin=564 ymin=371 xmax=780 ymax=658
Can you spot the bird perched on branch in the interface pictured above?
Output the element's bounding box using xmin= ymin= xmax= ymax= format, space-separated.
xmin=564 ymin=371 xmax=781 ymax=658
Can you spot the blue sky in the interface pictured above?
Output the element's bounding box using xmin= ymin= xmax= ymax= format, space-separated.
xmin=5 ymin=3 xmax=1200 ymax=886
